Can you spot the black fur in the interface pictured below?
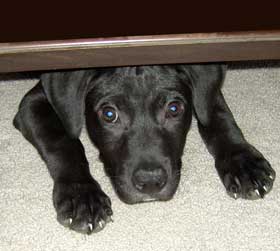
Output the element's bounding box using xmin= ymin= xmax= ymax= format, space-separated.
xmin=14 ymin=64 xmax=276 ymax=234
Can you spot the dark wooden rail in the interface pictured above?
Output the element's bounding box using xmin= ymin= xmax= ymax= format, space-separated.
xmin=1 ymin=30 xmax=280 ymax=73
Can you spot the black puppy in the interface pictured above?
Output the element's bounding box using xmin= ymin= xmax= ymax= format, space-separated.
xmin=14 ymin=64 xmax=276 ymax=234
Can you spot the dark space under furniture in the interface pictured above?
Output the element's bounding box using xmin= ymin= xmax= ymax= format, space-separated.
xmin=1 ymin=6 xmax=280 ymax=73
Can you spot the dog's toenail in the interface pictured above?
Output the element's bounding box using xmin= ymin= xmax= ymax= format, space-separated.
xmin=255 ymin=189 xmax=260 ymax=197
xmin=99 ymin=220 xmax=105 ymax=228
xmin=108 ymin=216 xmax=114 ymax=222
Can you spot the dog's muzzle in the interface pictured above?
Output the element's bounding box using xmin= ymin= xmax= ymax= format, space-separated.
xmin=132 ymin=164 xmax=168 ymax=194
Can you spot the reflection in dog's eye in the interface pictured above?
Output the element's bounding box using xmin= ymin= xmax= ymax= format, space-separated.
xmin=99 ymin=106 xmax=119 ymax=123
xmin=166 ymin=101 xmax=184 ymax=118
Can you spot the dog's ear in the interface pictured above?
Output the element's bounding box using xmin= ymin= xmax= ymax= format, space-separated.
xmin=41 ymin=69 xmax=98 ymax=139
xmin=176 ymin=64 xmax=227 ymax=126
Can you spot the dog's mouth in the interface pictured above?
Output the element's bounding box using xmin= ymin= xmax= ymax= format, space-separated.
xmin=107 ymin=164 xmax=182 ymax=204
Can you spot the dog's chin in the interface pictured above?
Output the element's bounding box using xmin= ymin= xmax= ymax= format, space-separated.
xmin=115 ymin=188 xmax=178 ymax=205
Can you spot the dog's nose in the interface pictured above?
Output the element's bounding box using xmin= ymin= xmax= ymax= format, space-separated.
xmin=132 ymin=165 xmax=167 ymax=194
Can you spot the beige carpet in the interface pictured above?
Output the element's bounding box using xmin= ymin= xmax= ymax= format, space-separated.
xmin=0 ymin=62 xmax=280 ymax=251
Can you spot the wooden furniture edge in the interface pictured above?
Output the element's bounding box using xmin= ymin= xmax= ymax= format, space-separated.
xmin=0 ymin=30 xmax=280 ymax=73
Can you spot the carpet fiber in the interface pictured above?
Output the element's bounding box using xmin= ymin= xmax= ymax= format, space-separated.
xmin=0 ymin=62 xmax=280 ymax=251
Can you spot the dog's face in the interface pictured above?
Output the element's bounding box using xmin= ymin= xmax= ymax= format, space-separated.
xmin=41 ymin=64 xmax=225 ymax=205
xmin=85 ymin=67 xmax=192 ymax=204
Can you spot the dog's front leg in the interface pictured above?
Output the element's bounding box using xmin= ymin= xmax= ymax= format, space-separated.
xmin=197 ymin=90 xmax=276 ymax=199
xmin=14 ymin=83 xmax=112 ymax=234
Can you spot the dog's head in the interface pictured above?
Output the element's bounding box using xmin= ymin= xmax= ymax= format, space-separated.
xmin=41 ymin=64 xmax=226 ymax=204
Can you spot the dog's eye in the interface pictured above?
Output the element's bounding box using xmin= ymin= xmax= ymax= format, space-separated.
xmin=166 ymin=101 xmax=184 ymax=118
xmin=99 ymin=106 xmax=119 ymax=123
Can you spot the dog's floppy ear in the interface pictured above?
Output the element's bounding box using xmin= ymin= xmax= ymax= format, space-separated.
xmin=176 ymin=64 xmax=227 ymax=126
xmin=41 ymin=69 xmax=97 ymax=139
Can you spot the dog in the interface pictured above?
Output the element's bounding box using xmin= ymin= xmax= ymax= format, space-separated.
xmin=13 ymin=64 xmax=276 ymax=234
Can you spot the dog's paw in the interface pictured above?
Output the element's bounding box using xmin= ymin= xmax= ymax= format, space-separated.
xmin=216 ymin=148 xmax=276 ymax=200
xmin=53 ymin=182 xmax=113 ymax=234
